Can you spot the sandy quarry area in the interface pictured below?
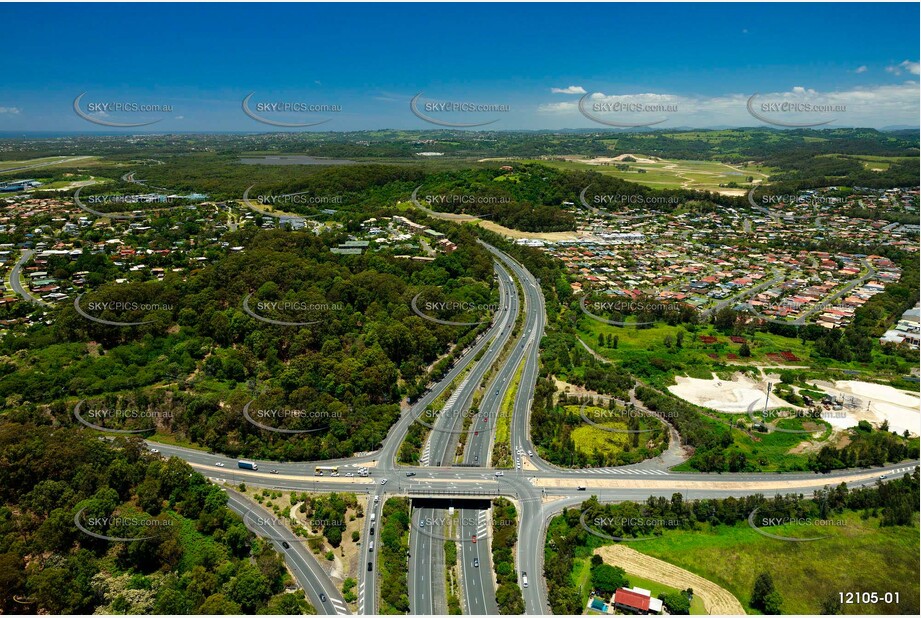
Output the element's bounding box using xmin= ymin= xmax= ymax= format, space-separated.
xmin=813 ymin=380 xmax=920 ymax=436
xmin=668 ymin=373 xmax=787 ymax=413
xmin=667 ymin=372 xmax=920 ymax=436
xmin=595 ymin=545 xmax=746 ymax=615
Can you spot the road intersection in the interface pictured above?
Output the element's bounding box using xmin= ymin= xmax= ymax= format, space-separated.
xmin=144 ymin=242 xmax=917 ymax=615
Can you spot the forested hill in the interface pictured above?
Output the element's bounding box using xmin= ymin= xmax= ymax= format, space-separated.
xmin=0 ymin=225 xmax=499 ymax=461
xmin=0 ymin=424 xmax=314 ymax=615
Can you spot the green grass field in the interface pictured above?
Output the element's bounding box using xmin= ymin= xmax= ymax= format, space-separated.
xmin=633 ymin=511 xmax=920 ymax=615
xmin=520 ymin=156 xmax=771 ymax=193
xmin=569 ymin=405 xmax=667 ymax=460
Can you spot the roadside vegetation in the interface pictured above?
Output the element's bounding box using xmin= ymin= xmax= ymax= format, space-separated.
xmin=377 ymin=498 xmax=411 ymax=614
xmin=490 ymin=498 xmax=524 ymax=614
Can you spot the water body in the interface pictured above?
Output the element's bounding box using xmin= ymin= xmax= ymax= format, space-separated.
xmin=239 ymin=155 xmax=355 ymax=166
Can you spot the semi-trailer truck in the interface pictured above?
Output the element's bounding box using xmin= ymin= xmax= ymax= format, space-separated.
xmin=238 ymin=460 xmax=258 ymax=470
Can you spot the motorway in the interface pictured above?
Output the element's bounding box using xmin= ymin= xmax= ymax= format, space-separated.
xmin=411 ymin=257 xmax=519 ymax=615
xmin=141 ymin=241 xmax=919 ymax=616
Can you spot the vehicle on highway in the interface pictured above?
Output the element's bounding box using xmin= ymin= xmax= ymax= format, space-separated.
xmin=319 ymin=593 xmax=327 ymax=603
xmin=495 ymin=471 xmax=504 ymax=477
xmin=370 ymin=526 xmax=375 ymax=535
xmin=149 ymin=448 xmax=159 ymax=453
xmin=419 ymin=519 xmax=424 ymax=527
xmin=527 ymin=449 xmax=533 ymax=456
xmin=270 ymin=469 xmax=278 ymax=474
xmin=577 ymin=484 xmax=586 ymax=491
xmin=315 ymin=465 xmax=338 ymax=476
xmin=282 ymin=541 xmax=290 ymax=549
xmin=368 ymin=562 xmax=373 ymax=572
xmin=238 ymin=460 xmax=258 ymax=470
xmin=215 ymin=462 xmax=225 ymax=467
xmin=522 ymin=572 xmax=528 ymax=588
xmin=474 ymin=454 xmax=478 ymax=462
xmin=473 ymin=558 xmax=479 ymax=568
xmin=374 ymin=495 xmax=380 ymax=503
xmin=346 ymin=472 xmax=353 ymax=477
xmin=474 ymin=431 xmax=479 ymax=436
xmin=472 ymin=534 xmax=477 ymax=544
xmin=406 ymin=472 xmax=416 ymax=476
xmin=380 ymin=478 xmax=387 ymax=485
xmin=368 ymin=541 xmax=374 ymax=552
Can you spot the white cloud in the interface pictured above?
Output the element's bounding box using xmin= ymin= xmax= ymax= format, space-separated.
xmin=534 ymin=83 xmax=920 ymax=128
xmin=537 ymin=101 xmax=578 ymax=113
xmin=855 ymin=65 xmax=868 ymax=74
xmin=550 ymin=85 xmax=586 ymax=95
xmin=0 ymin=106 xmax=20 ymax=114
xmin=886 ymin=60 xmax=920 ymax=76
xmin=900 ymin=60 xmax=920 ymax=75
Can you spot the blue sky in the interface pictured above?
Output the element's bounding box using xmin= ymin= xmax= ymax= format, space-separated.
xmin=1 ymin=2 xmax=919 ymax=132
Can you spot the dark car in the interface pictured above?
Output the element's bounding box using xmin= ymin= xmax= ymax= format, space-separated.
xmin=406 ymin=472 xmax=416 ymax=477
xmin=368 ymin=562 xmax=373 ymax=572
xmin=319 ymin=593 xmax=327 ymax=603
xmin=370 ymin=526 xmax=375 ymax=536
xmin=281 ymin=541 xmax=290 ymax=549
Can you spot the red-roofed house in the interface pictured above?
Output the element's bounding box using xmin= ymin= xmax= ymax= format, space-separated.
xmin=611 ymin=587 xmax=664 ymax=614
xmin=613 ymin=588 xmax=650 ymax=613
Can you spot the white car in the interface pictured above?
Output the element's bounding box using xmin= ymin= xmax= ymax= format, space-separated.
xmin=149 ymin=448 xmax=159 ymax=454
xmin=215 ymin=462 xmax=225 ymax=467
xmin=346 ymin=472 xmax=354 ymax=477
xmin=495 ymin=471 xmax=504 ymax=477
xmin=380 ymin=478 xmax=387 ymax=485
xmin=527 ymin=450 xmax=533 ymax=457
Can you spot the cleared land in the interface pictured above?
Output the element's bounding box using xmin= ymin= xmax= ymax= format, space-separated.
xmin=612 ymin=510 xmax=920 ymax=615
xmin=595 ymin=544 xmax=745 ymax=615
